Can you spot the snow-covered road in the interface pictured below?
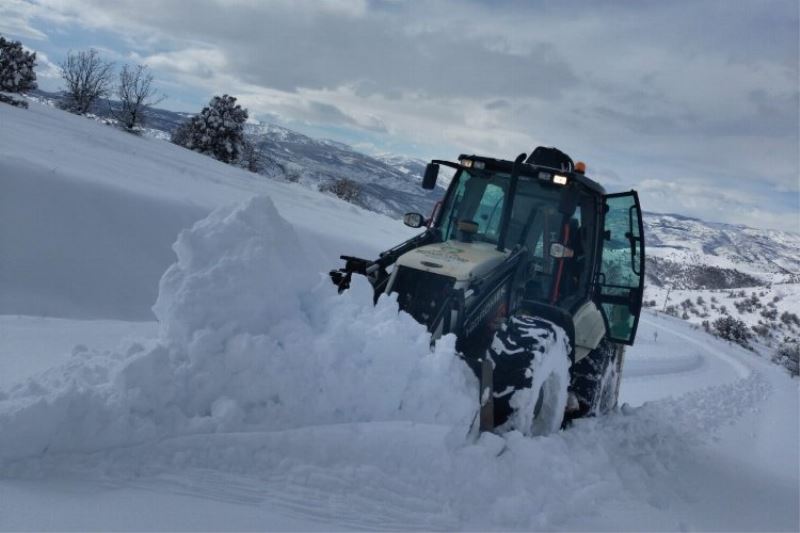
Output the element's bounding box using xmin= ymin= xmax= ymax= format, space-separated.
xmin=1 ymin=309 xmax=796 ymax=531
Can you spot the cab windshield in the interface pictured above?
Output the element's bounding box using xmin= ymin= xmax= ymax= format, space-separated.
xmin=436 ymin=168 xmax=597 ymax=305
xmin=437 ymin=168 xmax=563 ymax=251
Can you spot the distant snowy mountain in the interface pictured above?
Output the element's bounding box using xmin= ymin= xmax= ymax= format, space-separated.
xmin=242 ymin=122 xmax=441 ymax=218
xmin=27 ymin=91 xmax=798 ymax=291
xmin=643 ymin=212 xmax=800 ymax=288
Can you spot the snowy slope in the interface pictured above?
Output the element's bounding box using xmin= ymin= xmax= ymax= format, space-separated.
xmin=0 ymin=100 xmax=417 ymax=319
xmin=0 ymin=99 xmax=797 ymax=531
xmin=29 ymin=90 xmax=441 ymax=219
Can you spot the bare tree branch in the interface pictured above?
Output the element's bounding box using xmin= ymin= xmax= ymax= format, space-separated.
xmin=113 ymin=64 xmax=165 ymax=131
xmin=59 ymin=49 xmax=114 ymax=115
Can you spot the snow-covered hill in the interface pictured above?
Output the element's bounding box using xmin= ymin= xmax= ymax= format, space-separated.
xmin=0 ymin=98 xmax=417 ymax=320
xmin=29 ymin=90 xmax=440 ymax=219
xmin=244 ymin=121 xmax=441 ymax=217
xmin=1 ymin=97 xmax=797 ymax=531
xmin=644 ymin=212 xmax=800 ymax=287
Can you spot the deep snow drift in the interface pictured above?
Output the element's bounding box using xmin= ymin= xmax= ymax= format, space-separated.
xmin=0 ymin=196 xmax=476 ymax=461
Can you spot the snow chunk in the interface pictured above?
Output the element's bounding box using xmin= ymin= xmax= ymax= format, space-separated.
xmin=0 ymin=196 xmax=476 ymax=460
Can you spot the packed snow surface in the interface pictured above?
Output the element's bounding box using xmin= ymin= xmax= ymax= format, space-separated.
xmin=0 ymin=100 xmax=797 ymax=531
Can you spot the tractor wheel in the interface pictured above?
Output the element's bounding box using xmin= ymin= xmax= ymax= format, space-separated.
xmin=488 ymin=314 xmax=571 ymax=436
xmin=569 ymin=339 xmax=624 ymax=418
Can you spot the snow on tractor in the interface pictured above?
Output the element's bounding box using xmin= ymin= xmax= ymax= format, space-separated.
xmin=330 ymin=147 xmax=645 ymax=435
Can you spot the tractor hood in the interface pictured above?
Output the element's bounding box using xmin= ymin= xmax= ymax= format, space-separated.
xmin=395 ymin=241 xmax=509 ymax=282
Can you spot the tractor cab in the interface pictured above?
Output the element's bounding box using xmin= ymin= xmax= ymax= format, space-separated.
xmin=389 ymin=147 xmax=645 ymax=348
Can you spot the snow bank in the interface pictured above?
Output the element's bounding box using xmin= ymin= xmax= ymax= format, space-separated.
xmin=0 ymin=157 xmax=206 ymax=319
xmin=0 ymin=196 xmax=476 ymax=460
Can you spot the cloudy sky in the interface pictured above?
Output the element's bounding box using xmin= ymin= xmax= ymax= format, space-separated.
xmin=2 ymin=0 xmax=798 ymax=230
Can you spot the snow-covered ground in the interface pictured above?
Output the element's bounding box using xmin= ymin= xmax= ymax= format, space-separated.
xmin=1 ymin=100 xmax=798 ymax=531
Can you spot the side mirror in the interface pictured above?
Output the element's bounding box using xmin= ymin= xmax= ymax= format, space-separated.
xmin=422 ymin=163 xmax=439 ymax=190
xmin=403 ymin=212 xmax=426 ymax=228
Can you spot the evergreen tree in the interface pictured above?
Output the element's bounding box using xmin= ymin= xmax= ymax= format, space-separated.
xmin=0 ymin=36 xmax=37 ymax=93
xmin=172 ymin=94 xmax=248 ymax=164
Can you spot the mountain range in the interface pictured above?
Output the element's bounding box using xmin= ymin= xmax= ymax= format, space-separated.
xmin=28 ymin=90 xmax=799 ymax=290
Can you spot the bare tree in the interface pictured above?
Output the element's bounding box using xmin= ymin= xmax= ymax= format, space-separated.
xmin=59 ymin=49 xmax=114 ymax=114
xmin=113 ymin=64 xmax=164 ymax=131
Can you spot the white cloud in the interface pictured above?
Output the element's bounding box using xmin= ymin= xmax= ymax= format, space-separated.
xmin=0 ymin=0 xmax=49 ymax=40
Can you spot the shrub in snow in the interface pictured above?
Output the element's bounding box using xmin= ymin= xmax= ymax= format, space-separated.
xmin=59 ymin=49 xmax=114 ymax=114
xmin=760 ymin=308 xmax=778 ymax=321
xmin=321 ymin=177 xmax=362 ymax=203
xmin=0 ymin=92 xmax=28 ymax=108
xmin=751 ymin=324 xmax=769 ymax=338
xmin=0 ymin=36 xmax=37 ymax=93
xmin=772 ymin=340 xmax=799 ymax=377
xmin=712 ymin=316 xmax=751 ymax=348
xmin=112 ymin=64 xmax=164 ymax=132
xmin=171 ymin=94 xmax=248 ymax=164
xmin=780 ymin=311 xmax=800 ymax=328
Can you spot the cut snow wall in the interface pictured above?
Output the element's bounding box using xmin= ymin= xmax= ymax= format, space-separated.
xmin=0 ymin=157 xmax=207 ymax=319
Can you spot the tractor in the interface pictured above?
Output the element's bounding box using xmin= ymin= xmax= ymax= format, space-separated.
xmin=330 ymin=147 xmax=645 ymax=435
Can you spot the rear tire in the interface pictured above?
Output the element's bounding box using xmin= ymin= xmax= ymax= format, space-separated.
xmin=489 ymin=314 xmax=571 ymax=436
xmin=570 ymin=339 xmax=623 ymax=417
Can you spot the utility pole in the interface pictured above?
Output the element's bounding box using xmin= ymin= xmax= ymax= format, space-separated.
xmin=662 ymin=288 xmax=672 ymax=312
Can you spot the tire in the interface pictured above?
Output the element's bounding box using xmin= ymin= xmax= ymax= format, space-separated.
xmin=570 ymin=339 xmax=624 ymax=417
xmin=488 ymin=314 xmax=572 ymax=436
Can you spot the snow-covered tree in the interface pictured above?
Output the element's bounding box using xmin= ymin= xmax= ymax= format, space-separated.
xmin=59 ymin=49 xmax=114 ymax=114
xmin=320 ymin=178 xmax=362 ymax=203
xmin=238 ymin=139 xmax=264 ymax=173
xmin=0 ymin=93 xmax=28 ymax=108
xmin=712 ymin=316 xmax=751 ymax=348
xmin=0 ymin=36 xmax=37 ymax=93
xmin=172 ymin=94 xmax=248 ymax=164
xmin=772 ymin=340 xmax=799 ymax=376
xmin=113 ymin=64 xmax=164 ymax=132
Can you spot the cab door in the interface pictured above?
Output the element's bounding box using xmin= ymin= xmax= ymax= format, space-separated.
xmin=596 ymin=191 xmax=645 ymax=345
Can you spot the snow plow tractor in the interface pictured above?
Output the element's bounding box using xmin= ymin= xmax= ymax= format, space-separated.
xmin=330 ymin=147 xmax=645 ymax=435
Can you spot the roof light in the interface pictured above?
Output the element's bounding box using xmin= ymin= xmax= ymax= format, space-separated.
xmin=473 ymin=160 xmax=485 ymax=169
xmin=460 ymin=158 xmax=473 ymax=168
xmin=538 ymin=171 xmax=552 ymax=181
xmin=553 ymin=174 xmax=568 ymax=185
xmin=575 ymin=161 xmax=586 ymax=174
